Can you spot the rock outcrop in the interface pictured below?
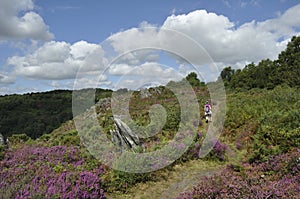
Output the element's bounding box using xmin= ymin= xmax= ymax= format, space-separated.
xmin=110 ymin=118 xmax=140 ymax=150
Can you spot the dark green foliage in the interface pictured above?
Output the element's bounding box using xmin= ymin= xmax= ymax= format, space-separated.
xmin=275 ymin=35 xmax=300 ymax=87
xmin=185 ymin=72 xmax=201 ymax=87
xmin=0 ymin=89 xmax=112 ymax=139
xmin=0 ymin=90 xmax=73 ymax=139
xmin=219 ymin=66 xmax=235 ymax=87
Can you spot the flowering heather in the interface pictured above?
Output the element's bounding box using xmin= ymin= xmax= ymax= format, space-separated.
xmin=178 ymin=148 xmax=300 ymax=199
xmin=0 ymin=145 xmax=105 ymax=199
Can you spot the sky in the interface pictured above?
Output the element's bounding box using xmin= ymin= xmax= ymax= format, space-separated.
xmin=0 ymin=0 xmax=300 ymax=95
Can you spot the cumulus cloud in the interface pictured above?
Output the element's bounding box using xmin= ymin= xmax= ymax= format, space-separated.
xmin=0 ymin=0 xmax=53 ymax=40
xmin=109 ymin=62 xmax=179 ymax=77
xmin=7 ymin=40 xmax=106 ymax=80
xmin=72 ymin=75 xmax=110 ymax=90
xmin=109 ymin=62 xmax=183 ymax=89
xmin=108 ymin=4 xmax=300 ymax=71
xmin=111 ymin=49 xmax=160 ymax=66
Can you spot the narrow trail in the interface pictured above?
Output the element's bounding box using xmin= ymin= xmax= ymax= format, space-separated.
xmin=106 ymin=145 xmax=242 ymax=199
xmin=106 ymin=160 xmax=225 ymax=199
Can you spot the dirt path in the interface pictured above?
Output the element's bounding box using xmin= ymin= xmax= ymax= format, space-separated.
xmin=106 ymin=160 xmax=225 ymax=199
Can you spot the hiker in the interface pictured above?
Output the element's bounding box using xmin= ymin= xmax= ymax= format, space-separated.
xmin=204 ymin=101 xmax=212 ymax=123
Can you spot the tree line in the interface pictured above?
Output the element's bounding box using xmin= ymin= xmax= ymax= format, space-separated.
xmin=219 ymin=35 xmax=300 ymax=90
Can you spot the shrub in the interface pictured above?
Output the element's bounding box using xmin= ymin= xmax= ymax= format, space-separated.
xmin=204 ymin=139 xmax=228 ymax=161
xmin=7 ymin=133 xmax=31 ymax=146
xmin=103 ymin=170 xmax=152 ymax=193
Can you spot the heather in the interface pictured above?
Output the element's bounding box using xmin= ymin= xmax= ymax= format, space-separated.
xmin=0 ymin=145 xmax=105 ymax=198
xmin=178 ymin=148 xmax=300 ymax=199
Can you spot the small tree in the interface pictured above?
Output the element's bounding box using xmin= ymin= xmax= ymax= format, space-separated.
xmin=185 ymin=72 xmax=201 ymax=87
xmin=219 ymin=66 xmax=235 ymax=87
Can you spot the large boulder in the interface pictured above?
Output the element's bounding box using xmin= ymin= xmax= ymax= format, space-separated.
xmin=110 ymin=118 xmax=140 ymax=150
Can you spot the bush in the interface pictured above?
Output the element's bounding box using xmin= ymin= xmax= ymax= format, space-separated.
xmin=7 ymin=134 xmax=31 ymax=146
xmin=103 ymin=170 xmax=153 ymax=193
xmin=205 ymin=139 xmax=228 ymax=161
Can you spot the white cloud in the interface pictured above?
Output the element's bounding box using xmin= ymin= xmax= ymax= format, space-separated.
xmin=111 ymin=50 xmax=160 ymax=67
xmin=108 ymin=4 xmax=300 ymax=74
xmin=274 ymin=4 xmax=300 ymax=34
xmin=7 ymin=40 xmax=106 ymax=80
xmin=109 ymin=62 xmax=183 ymax=90
xmin=109 ymin=62 xmax=178 ymax=77
xmin=161 ymin=9 xmax=288 ymax=65
xmin=0 ymin=0 xmax=53 ymax=40
xmin=72 ymin=75 xmax=110 ymax=90
xmin=107 ymin=25 xmax=160 ymax=53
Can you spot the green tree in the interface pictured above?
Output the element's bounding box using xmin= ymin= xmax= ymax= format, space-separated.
xmin=220 ymin=66 xmax=235 ymax=83
xmin=185 ymin=72 xmax=201 ymax=87
xmin=256 ymin=59 xmax=275 ymax=89
xmin=276 ymin=35 xmax=300 ymax=87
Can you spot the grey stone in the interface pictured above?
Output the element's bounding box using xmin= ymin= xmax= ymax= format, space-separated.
xmin=110 ymin=118 xmax=140 ymax=150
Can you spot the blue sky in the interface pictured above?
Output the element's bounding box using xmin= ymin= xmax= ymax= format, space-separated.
xmin=0 ymin=0 xmax=300 ymax=95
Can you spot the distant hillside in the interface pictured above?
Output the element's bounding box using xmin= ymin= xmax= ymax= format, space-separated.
xmin=0 ymin=89 xmax=112 ymax=139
